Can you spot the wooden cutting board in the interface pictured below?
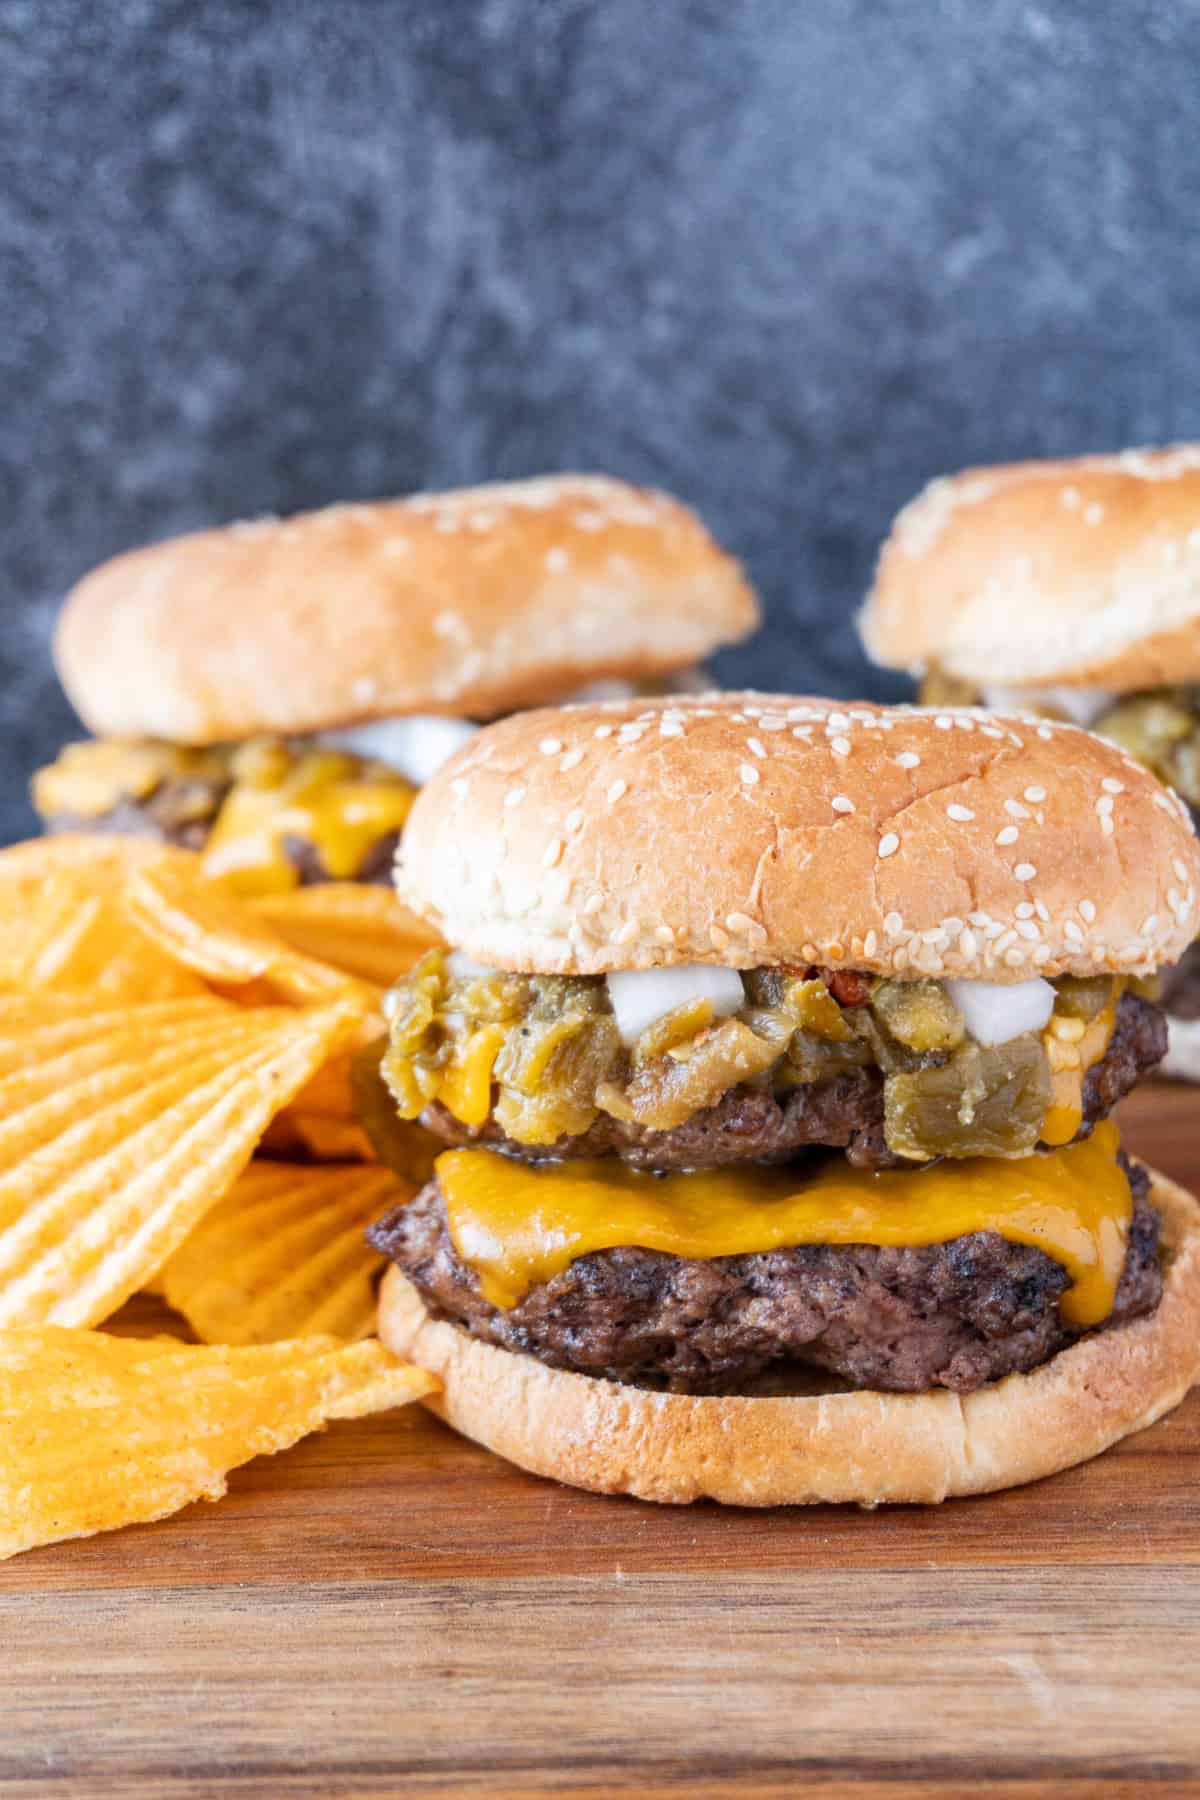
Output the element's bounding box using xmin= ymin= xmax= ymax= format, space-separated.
xmin=3 ymin=1084 xmax=1198 ymax=1797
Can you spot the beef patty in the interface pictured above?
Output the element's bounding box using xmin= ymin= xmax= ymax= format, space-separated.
xmin=369 ymin=1157 xmax=1161 ymax=1394
xmin=420 ymin=991 xmax=1166 ymax=1173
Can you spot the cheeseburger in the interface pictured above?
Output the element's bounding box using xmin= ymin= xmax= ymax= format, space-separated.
xmin=859 ymin=445 xmax=1200 ymax=1080
xmin=33 ymin=476 xmax=756 ymax=897
xmin=363 ymin=694 xmax=1200 ymax=1506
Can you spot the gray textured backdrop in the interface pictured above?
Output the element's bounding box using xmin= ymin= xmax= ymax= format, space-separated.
xmin=3 ymin=0 xmax=1200 ymax=841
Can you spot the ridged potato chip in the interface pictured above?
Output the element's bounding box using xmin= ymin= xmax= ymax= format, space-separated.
xmin=125 ymin=860 xmax=377 ymax=1008
xmin=0 ymin=1327 xmax=437 ymax=1558
xmin=160 ymin=1161 xmax=409 ymax=1343
xmin=0 ymin=833 xmax=188 ymax=882
xmin=0 ymin=993 xmax=360 ymax=1328
xmin=250 ymin=883 xmax=440 ymax=987
xmin=0 ymin=870 xmax=205 ymax=1002
xmin=277 ymin=1114 xmax=376 ymax=1162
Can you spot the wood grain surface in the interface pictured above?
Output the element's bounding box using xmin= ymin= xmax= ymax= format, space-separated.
xmin=3 ymin=1083 xmax=1198 ymax=1797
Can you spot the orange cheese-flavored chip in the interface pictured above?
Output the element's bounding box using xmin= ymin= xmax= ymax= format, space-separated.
xmin=124 ymin=860 xmax=377 ymax=1009
xmin=0 ymin=993 xmax=360 ymax=1328
xmin=250 ymin=883 xmax=440 ymax=987
xmin=159 ymin=1161 xmax=409 ymax=1344
xmin=0 ymin=1328 xmax=437 ymax=1558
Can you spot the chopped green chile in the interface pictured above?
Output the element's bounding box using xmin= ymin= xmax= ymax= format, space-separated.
xmin=376 ymin=950 xmax=1122 ymax=1160
xmin=351 ymin=1039 xmax=441 ymax=1185
xmin=885 ymin=1038 xmax=1052 ymax=1160
xmin=1092 ymin=689 xmax=1200 ymax=806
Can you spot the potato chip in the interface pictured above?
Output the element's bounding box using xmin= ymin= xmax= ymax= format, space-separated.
xmin=0 ymin=869 xmax=205 ymax=1002
xmin=282 ymin=1114 xmax=376 ymax=1162
xmin=250 ymin=883 xmax=440 ymax=987
xmin=0 ymin=993 xmax=360 ymax=1327
xmin=159 ymin=1161 xmax=408 ymax=1343
xmin=0 ymin=833 xmax=188 ymax=882
xmin=0 ymin=1327 xmax=436 ymax=1557
xmin=124 ymin=859 xmax=376 ymax=1008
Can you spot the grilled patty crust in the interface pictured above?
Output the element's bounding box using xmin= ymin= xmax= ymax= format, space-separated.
xmin=368 ymin=1157 xmax=1161 ymax=1394
xmin=419 ymin=990 xmax=1166 ymax=1173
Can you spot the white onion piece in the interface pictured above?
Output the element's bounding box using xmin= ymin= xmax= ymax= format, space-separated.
xmin=606 ymin=965 xmax=744 ymax=1047
xmin=980 ymin=684 xmax=1110 ymax=728
xmin=946 ymin=976 xmax=1056 ymax=1046
xmin=445 ymin=951 xmax=494 ymax=980
xmin=318 ymin=716 xmax=478 ymax=785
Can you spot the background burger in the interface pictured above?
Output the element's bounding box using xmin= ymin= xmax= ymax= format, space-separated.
xmin=858 ymin=445 xmax=1200 ymax=1080
xmin=362 ymin=692 xmax=1200 ymax=1506
xmin=32 ymin=475 xmax=757 ymax=898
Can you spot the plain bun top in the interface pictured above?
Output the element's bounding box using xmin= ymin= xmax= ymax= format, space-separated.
xmin=860 ymin=445 xmax=1200 ymax=690
xmin=397 ymin=692 xmax=1200 ymax=980
xmin=54 ymin=476 xmax=759 ymax=742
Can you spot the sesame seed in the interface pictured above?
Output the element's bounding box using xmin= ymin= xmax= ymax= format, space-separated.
xmin=739 ymin=764 xmax=760 ymax=785
xmin=791 ymin=726 xmax=813 ymax=740
xmin=1024 ymin=786 xmax=1046 ymax=803
xmin=539 ymin=737 xmax=563 ymax=756
xmin=1096 ymin=794 xmax=1114 ymax=815
xmin=1065 ymin=920 xmax=1084 ymax=943
xmin=726 ymin=911 xmax=757 ymax=933
xmin=884 ymin=912 xmax=904 ymax=935
xmin=831 ymin=737 xmax=851 ymax=757
xmin=1099 ymin=814 xmax=1114 ymax=836
xmin=654 ymin=924 xmax=675 ymax=946
xmin=607 ymin=779 xmax=628 ymax=804
xmin=542 ymin=838 xmax=563 ymax=868
xmin=564 ymin=807 xmax=584 ymax=834
xmin=831 ymin=795 xmax=855 ymax=814
xmin=1079 ymin=899 xmax=1096 ymax=923
xmin=614 ymin=921 xmax=639 ymax=945
xmin=1036 ymin=725 xmax=1054 ymax=740
xmin=660 ymin=719 xmax=684 ymax=737
xmin=1032 ymin=944 xmax=1052 ymax=965
xmin=1014 ymin=862 xmax=1036 ymax=881
xmin=878 ymin=832 xmax=900 ymax=859
xmin=504 ymin=786 xmax=526 ymax=808
xmin=1005 ymin=798 xmax=1029 ymax=819
xmin=1015 ymin=901 xmax=1035 ymax=919
xmin=545 ymin=547 xmax=569 ymax=572
xmin=1084 ymin=502 xmax=1105 ymax=525
xmin=934 ymin=716 xmax=953 ymax=730
xmin=958 ymin=928 xmax=978 ymax=959
xmin=863 ymin=930 xmax=879 ymax=957
xmin=946 ymin=803 xmax=974 ymax=822
xmin=1016 ymin=920 xmax=1040 ymax=941
xmin=593 ymin=725 xmax=613 ymax=740
xmin=996 ymin=825 xmax=1019 ymax=846
xmin=1175 ymin=858 xmax=1191 ymax=882
xmin=710 ymin=926 xmax=731 ymax=950
xmin=583 ymin=892 xmax=605 ymax=914
xmin=1101 ymin=777 xmax=1123 ymax=794
xmin=450 ymin=777 xmax=469 ymax=797
xmin=746 ymin=737 xmax=766 ymax=759
xmin=896 ymin=751 xmax=921 ymax=769
xmin=560 ymin=748 xmax=584 ymax=772
xmin=980 ymin=725 xmax=1004 ymax=740
xmin=1141 ymin=914 xmax=1159 ymax=935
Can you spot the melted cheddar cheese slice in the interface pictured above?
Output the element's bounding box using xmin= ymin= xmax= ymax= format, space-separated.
xmin=437 ymin=1119 xmax=1132 ymax=1326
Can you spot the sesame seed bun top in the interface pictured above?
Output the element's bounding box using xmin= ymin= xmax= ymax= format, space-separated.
xmin=53 ymin=476 xmax=758 ymax=744
xmin=859 ymin=445 xmax=1200 ymax=690
xmin=396 ymin=692 xmax=1200 ymax=981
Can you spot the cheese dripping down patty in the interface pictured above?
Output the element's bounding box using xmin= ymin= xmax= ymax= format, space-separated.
xmin=435 ymin=1119 xmax=1134 ymax=1325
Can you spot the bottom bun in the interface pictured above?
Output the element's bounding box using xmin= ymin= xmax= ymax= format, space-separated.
xmin=377 ymin=1165 xmax=1200 ymax=1507
xmin=1164 ymin=1015 xmax=1200 ymax=1084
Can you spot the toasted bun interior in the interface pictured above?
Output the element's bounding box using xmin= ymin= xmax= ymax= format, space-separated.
xmin=860 ymin=446 xmax=1200 ymax=689
xmin=54 ymin=477 xmax=758 ymax=742
xmin=378 ymin=1164 xmax=1200 ymax=1507
xmin=397 ymin=693 xmax=1200 ymax=980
